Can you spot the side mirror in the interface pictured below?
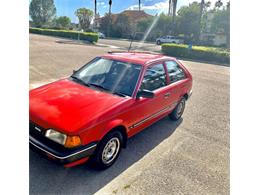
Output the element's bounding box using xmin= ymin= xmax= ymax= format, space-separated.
xmin=73 ymin=70 xmax=77 ymax=74
xmin=136 ymin=89 xmax=154 ymax=99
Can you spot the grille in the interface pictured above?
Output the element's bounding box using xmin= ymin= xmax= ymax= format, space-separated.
xmin=29 ymin=121 xmax=69 ymax=152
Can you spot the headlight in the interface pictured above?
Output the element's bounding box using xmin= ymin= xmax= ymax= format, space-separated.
xmin=45 ymin=129 xmax=67 ymax=145
xmin=45 ymin=129 xmax=81 ymax=148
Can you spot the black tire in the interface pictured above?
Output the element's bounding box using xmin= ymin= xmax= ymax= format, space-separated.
xmin=90 ymin=131 xmax=123 ymax=170
xmin=172 ymin=41 xmax=176 ymax=44
xmin=169 ymin=97 xmax=186 ymax=121
xmin=156 ymin=40 xmax=161 ymax=45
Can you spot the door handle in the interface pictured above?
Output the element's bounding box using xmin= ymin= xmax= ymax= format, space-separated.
xmin=164 ymin=92 xmax=171 ymax=98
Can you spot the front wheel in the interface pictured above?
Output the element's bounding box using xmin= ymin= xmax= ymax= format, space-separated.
xmin=156 ymin=40 xmax=161 ymax=45
xmin=90 ymin=131 xmax=123 ymax=170
xmin=169 ymin=97 xmax=186 ymax=121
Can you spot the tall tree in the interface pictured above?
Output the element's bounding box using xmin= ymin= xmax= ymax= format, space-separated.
xmin=107 ymin=0 xmax=113 ymax=36
xmin=211 ymin=3 xmax=230 ymax=47
xmin=198 ymin=0 xmax=205 ymax=37
xmin=75 ymin=8 xmax=94 ymax=31
xmin=176 ymin=2 xmax=201 ymax=39
xmin=29 ymin=0 xmax=56 ymax=27
xmin=139 ymin=0 xmax=141 ymax=11
xmin=94 ymin=0 xmax=97 ymax=17
xmin=94 ymin=0 xmax=97 ymax=28
xmin=172 ymin=0 xmax=178 ymax=34
xmin=172 ymin=0 xmax=178 ymax=21
xmin=114 ymin=14 xmax=133 ymax=37
xmin=54 ymin=16 xmax=71 ymax=30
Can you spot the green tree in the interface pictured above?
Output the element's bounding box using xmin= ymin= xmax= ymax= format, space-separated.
xmin=54 ymin=16 xmax=71 ymax=29
xmin=136 ymin=17 xmax=153 ymax=33
xmin=75 ymin=8 xmax=94 ymax=31
xmin=215 ymin=0 xmax=223 ymax=9
xmin=211 ymin=4 xmax=230 ymax=47
xmin=114 ymin=14 xmax=133 ymax=38
xmin=176 ymin=2 xmax=201 ymax=40
xmin=99 ymin=13 xmax=110 ymax=35
xmin=29 ymin=0 xmax=56 ymax=27
xmin=136 ymin=13 xmax=172 ymax=41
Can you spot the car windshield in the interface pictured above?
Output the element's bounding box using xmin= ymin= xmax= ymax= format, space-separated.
xmin=72 ymin=57 xmax=142 ymax=97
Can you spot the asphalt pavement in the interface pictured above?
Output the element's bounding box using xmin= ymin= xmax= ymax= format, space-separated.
xmin=29 ymin=34 xmax=229 ymax=195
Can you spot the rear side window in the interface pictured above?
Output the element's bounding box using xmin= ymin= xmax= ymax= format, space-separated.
xmin=140 ymin=64 xmax=166 ymax=91
xmin=165 ymin=61 xmax=186 ymax=83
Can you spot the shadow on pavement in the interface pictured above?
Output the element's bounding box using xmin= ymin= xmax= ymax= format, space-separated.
xmin=30 ymin=117 xmax=182 ymax=195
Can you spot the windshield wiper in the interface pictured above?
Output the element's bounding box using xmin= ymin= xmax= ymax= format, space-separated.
xmin=87 ymin=83 xmax=127 ymax=97
xmin=87 ymin=83 xmax=108 ymax=91
xmin=112 ymin=91 xmax=127 ymax=97
xmin=71 ymin=75 xmax=90 ymax=87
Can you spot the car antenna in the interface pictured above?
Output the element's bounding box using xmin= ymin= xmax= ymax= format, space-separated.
xmin=128 ymin=32 xmax=144 ymax=52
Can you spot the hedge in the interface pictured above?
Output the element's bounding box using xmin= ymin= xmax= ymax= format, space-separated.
xmin=29 ymin=28 xmax=99 ymax=43
xmin=161 ymin=43 xmax=230 ymax=64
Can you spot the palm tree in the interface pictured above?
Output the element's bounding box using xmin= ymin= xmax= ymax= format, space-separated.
xmin=109 ymin=0 xmax=112 ymax=15
xmin=94 ymin=0 xmax=97 ymax=17
xmin=139 ymin=0 xmax=141 ymax=11
xmin=199 ymin=0 xmax=205 ymax=36
xmin=172 ymin=0 xmax=178 ymax=34
xmin=107 ymin=0 xmax=112 ymax=37
xmin=215 ymin=0 xmax=223 ymax=9
xmin=94 ymin=0 xmax=97 ymax=28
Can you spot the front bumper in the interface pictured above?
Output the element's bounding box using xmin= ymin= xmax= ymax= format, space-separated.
xmin=29 ymin=135 xmax=97 ymax=165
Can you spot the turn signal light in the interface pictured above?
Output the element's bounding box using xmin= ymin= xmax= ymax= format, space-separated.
xmin=64 ymin=135 xmax=81 ymax=148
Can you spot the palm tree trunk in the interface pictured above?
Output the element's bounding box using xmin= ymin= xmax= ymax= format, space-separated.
xmin=198 ymin=0 xmax=205 ymax=40
xmin=108 ymin=0 xmax=112 ymax=37
xmin=94 ymin=0 xmax=97 ymax=29
xmin=172 ymin=0 xmax=178 ymax=34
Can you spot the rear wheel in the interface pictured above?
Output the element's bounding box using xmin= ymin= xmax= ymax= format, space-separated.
xmin=90 ymin=131 xmax=123 ymax=170
xmin=169 ymin=97 xmax=186 ymax=121
xmin=156 ymin=40 xmax=161 ymax=45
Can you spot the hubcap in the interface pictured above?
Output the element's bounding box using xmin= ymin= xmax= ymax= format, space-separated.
xmin=176 ymin=101 xmax=184 ymax=117
xmin=102 ymin=137 xmax=120 ymax=164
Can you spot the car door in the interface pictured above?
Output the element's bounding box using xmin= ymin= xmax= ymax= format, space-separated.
xmin=126 ymin=62 xmax=173 ymax=136
xmin=164 ymin=60 xmax=189 ymax=106
xmin=160 ymin=36 xmax=166 ymax=43
xmin=166 ymin=36 xmax=171 ymax=43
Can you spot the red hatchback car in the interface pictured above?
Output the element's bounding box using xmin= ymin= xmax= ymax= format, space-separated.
xmin=29 ymin=52 xmax=192 ymax=169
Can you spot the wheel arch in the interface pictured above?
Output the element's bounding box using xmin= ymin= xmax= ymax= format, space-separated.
xmin=101 ymin=120 xmax=128 ymax=148
xmin=183 ymin=93 xmax=189 ymax=100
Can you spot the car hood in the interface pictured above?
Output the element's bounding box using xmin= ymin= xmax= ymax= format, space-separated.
xmin=29 ymin=79 xmax=126 ymax=134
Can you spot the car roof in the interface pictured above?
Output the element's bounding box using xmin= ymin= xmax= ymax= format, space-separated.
xmin=101 ymin=51 xmax=175 ymax=66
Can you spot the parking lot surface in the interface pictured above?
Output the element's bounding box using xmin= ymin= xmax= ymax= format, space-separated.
xmin=30 ymin=34 xmax=229 ymax=195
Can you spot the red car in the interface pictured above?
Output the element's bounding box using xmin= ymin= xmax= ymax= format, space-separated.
xmin=29 ymin=52 xmax=192 ymax=169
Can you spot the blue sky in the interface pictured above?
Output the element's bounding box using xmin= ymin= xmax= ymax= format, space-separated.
xmin=54 ymin=0 xmax=229 ymax=23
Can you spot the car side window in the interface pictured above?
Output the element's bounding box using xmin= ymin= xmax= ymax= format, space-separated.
xmin=140 ymin=63 xmax=166 ymax=91
xmin=165 ymin=61 xmax=186 ymax=83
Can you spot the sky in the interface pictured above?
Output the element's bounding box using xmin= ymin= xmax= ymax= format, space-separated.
xmin=54 ymin=0 xmax=229 ymax=23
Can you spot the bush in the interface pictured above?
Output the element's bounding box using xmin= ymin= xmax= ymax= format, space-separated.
xmin=161 ymin=43 xmax=230 ymax=64
xmin=29 ymin=28 xmax=99 ymax=43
